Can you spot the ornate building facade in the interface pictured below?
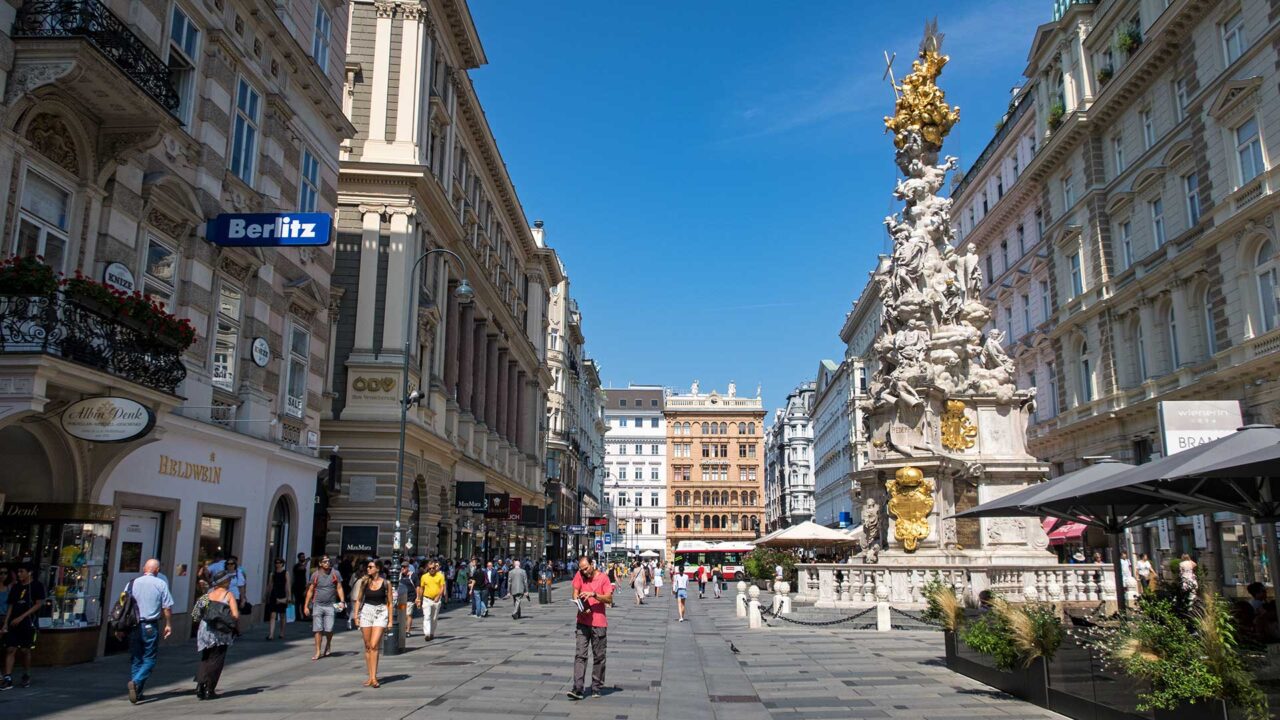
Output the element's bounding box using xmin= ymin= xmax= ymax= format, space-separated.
xmin=764 ymin=382 xmax=815 ymax=532
xmin=323 ymin=0 xmax=562 ymax=561
xmin=0 ymin=0 xmax=350 ymax=657
xmin=601 ymin=385 xmax=667 ymax=558
xmin=951 ymin=0 xmax=1280 ymax=587
xmin=664 ymin=382 xmax=765 ymax=556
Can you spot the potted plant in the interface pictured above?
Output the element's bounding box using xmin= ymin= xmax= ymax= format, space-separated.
xmin=62 ymin=273 xmax=126 ymax=318
xmin=1115 ymin=24 xmax=1142 ymax=56
xmin=1096 ymin=65 xmax=1114 ymax=85
xmin=1048 ymin=102 xmax=1066 ymax=131
xmin=0 ymin=255 xmax=60 ymax=296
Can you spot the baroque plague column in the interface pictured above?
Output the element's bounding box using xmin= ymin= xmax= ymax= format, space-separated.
xmin=854 ymin=24 xmax=1053 ymax=570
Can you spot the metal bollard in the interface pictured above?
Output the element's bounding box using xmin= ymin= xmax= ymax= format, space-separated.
xmin=736 ymin=581 xmax=748 ymax=618
xmin=747 ymin=585 xmax=762 ymax=629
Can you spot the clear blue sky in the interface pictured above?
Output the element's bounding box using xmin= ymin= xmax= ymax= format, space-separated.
xmin=468 ymin=1 xmax=1049 ymax=414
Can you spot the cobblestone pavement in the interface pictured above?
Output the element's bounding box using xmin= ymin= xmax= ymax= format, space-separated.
xmin=2 ymin=582 xmax=1061 ymax=719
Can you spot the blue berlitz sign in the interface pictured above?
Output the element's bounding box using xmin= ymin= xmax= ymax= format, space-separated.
xmin=206 ymin=212 xmax=333 ymax=247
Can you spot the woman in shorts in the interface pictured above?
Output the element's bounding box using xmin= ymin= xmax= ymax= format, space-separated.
xmin=352 ymin=560 xmax=392 ymax=688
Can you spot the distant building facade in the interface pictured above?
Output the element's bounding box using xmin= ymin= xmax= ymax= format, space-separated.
xmin=764 ymin=383 xmax=815 ymax=532
xmin=664 ymin=382 xmax=766 ymax=556
xmin=602 ymin=385 xmax=667 ymax=558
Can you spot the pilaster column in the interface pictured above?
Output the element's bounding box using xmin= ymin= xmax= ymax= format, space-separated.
xmin=458 ymin=302 xmax=475 ymax=414
xmin=507 ymin=361 xmax=519 ymax=442
xmin=472 ymin=321 xmax=488 ymax=425
xmin=516 ymin=374 xmax=528 ymax=453
xmin=368 ymin=1 xmax=395 ymax=143
xmin=1073 ymin=23 xmax=1094 ymax=103
xmin=380 ymin=208 xmax=414 ymax=353
xmin=1137 ymin=297 xmax=1157 ymax=376
xmin=496 ymin=349 xmax=509 ymax=440
xmin=354 ymin=208 xmax=382 ymax=351
xmin=485 ymin=336 xmax=500 ymax=426
xmin=1170 ymin=280 xmax=1193 ymax=370
xmin=443 ymin=280 xmax=460 ymax=401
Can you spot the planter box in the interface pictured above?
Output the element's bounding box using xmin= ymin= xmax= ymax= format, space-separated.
xmin=944 ymin=631 xmax=1048 ymax=707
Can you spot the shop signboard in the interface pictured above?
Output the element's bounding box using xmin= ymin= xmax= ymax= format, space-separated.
xmin=565 ymin=524 xmax=586 ymax=535
xmin=455 ymin=481 xmax=486 ymax=511
xmin=1157 ymin=400 xmax=1242 ymax=456
xmin=206 ymin=212 xmax=333 ymax=247
xmin=340 ymin=525 xmax=378 ymax=555
xmin=838 ymin=511 xmax=852 ymax=528
xmin=519 ymin=505 xmax=539 ymax=527
xmin=484 ymin=492 xmax=510 ymax=519
xmin=507 ymin=497 xmax=523 ymax=522
xmin=250 ymin=337 xmax=271 ymax=367
xmin=1 ymin=502 xmax=116 ymax=521
xmin=586 ymin=516 xmax=609 ymax=527
xmin=1192 ymin=514 xmax=1208 ymax=549
xmin=102 ymin=262 xmax=135 ymax=294
xmin=61 ymin=397 xmax=155 ymax=443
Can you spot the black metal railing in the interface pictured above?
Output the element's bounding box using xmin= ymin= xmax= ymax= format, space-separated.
xmin=13 ymin=0 xmax=180 ymax=110
xmin=0 ymin=293 xmax=186 ymax=393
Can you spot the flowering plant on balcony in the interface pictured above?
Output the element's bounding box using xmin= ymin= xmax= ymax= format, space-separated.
xmin=0 ymin=255 xmax=60 ymax=296
xmin=63 ymin=272 xmax=196 ymax=350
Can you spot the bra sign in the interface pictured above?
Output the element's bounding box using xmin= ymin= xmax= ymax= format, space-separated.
xmin=61 ymin=397 xmax=155 ymax=443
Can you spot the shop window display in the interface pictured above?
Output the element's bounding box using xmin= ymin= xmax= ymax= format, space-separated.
xmin=0 ymin=518 xmax=111 ymax=629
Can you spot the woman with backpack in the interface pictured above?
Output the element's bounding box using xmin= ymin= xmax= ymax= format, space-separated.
xmin=352 ymin=559 xmax=392 ymax=688
xmin=192 ymin=570 xmax=240 ymax=700
xmin=712 ymin=565 xmax=723 ymax=599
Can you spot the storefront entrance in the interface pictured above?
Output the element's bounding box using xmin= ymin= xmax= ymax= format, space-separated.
xmin=105 ymin=510 xmax=162 ymax=654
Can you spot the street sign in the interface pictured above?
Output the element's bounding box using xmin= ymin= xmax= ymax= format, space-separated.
xmin=604 ymin=532 xmax=613 ymax=545
xmin=565 ymin=524 xmax=586 ymax=535
xmin=594 ymin=539 xmax=604 ymax=553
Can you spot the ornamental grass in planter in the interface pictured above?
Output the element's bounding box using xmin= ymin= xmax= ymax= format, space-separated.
xmin=960 ymin=597 xmax=1065 ymax=671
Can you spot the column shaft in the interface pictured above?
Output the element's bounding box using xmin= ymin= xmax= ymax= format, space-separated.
xmin=496 ymin=350 xmax=509 ymax=440
xmin=485 ymin=337 xmax=500 ymax=426
xmin=473 ymin=322 xmax=488 ymax=425
xmin=354 ymin=211 xmax=381 ymax=350
xmin=443 ymin=281 xmax=460 ymax=400
xmin=458 ymin=303 xmax=475 ymax=414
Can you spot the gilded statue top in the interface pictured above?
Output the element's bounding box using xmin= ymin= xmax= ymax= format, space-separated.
xmin=883 ymin=19 xmax=960 ymax=150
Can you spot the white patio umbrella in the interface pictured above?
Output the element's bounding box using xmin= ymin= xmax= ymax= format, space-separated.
xmin=638 ymin=549 xmax=660 ymax=558
xmin=756 ymin=521 xmax=859 ymax=549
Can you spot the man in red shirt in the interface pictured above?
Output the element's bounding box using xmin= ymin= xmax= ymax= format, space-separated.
xmin=568 ymin=555 xmax=613 ymax=700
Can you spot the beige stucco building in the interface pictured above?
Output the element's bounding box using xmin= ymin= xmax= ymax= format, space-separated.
xmin=664 ymin=382 xmax=765 ymax=557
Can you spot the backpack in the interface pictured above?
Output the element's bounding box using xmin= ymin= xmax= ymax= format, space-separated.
xmin=107 ymin=580 xmax=140 ymax=635
xmin=203 ymin=598 xmax=237 ymax=634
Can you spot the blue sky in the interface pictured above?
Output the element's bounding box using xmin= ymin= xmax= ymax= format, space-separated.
xmin=468 ymin=1 xmax=1049 ymax=414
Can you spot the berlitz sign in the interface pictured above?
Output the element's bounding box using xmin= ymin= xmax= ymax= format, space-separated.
xmin=60 ymin=397 xmax=155 ymax=443
xmin=206 ymin=212 xmax=332 ymax=247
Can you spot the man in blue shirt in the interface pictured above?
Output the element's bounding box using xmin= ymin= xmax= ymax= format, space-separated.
xmin=126 ymin=560 xmax=173 ymax=704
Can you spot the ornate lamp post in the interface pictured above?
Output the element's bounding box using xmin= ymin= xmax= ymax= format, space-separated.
xmin=393 ymin=249 xmax=472 ymax=571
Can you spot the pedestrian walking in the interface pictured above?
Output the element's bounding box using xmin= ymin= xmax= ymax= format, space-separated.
xmin=469 ymin=560 xmax=489 ymax=617
xmin=396 ymin=564 xmax=416 ymax=637
xmin=696 ymin=565 xmax=707 ymax=599
xmin=568 ymin=556 xmax=613 ymax=700
xmin=484 ymin=561 xmax=498 ymax=607
xmin=672 ymin=565 xmax=688 ymax=622
xmin=353 ymin=560 xmax=392 ymax=687
xmin=193 ymin=570 xmax=240 ymax=700
xmin=631 ymin=563 xmax=645 ymax=605
xmin=416 ymin=560 xmax=445 ymax=640
xmin=1 ymin=563 xmax=46 ymax=690
xmin=653 ymin=564 xmax=664 ymax=597
xmin=291 ymin=553 xmax=309 ymax=624
xmin=303 ymin=555 xmax=345 ymax=660
xmin=0 ymin=567 xmax=11 ymax=619
xmin=264 ymin=558 xmax=291 ymax=640
xmin=712 ymin=565 xmax=723 ymax=599
xmin=124 ymin=559 xmax=173 ymax=704
xmin=508 ymin=560 xmax=529 ymax=619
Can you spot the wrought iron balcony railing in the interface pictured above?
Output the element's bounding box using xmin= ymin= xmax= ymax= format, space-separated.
xmin=14 ymin=0 xmax=180 ymax=111
xmin=0 ymin=293 xmax=186 ymax=394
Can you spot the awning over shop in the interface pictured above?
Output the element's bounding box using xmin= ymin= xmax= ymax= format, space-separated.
xmin=1042 ymin=518 xmax=1087 ymax=546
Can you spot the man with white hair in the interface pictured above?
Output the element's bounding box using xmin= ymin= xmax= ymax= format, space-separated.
xmin=126 ymin=559 xmax=173 ymax=704
xmin=507 ymin=560 xmax=529 ymax=620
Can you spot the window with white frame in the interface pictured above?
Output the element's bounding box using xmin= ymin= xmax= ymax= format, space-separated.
xmin=1221 ymin=11 xmax=1245 ymax=65
xmin=1141 ymin=109 xmax=1155 ymax=149
xmin=1062 ymin=174 xmax=1074 ymax=209
xmin=1022 ymin=293 xmax=1031 ymax=333
xmin=212 ymin=283 xmax=242 ymax=391
xmin=1112 ymin=135 xmax=1125 ymax=174
xmin=650 ymin=492 xmax=659 ymax=507
xmin=15 ymin=171 xmax=70 ymax=273
xmin=1136 ymin=321 xmax=1148 ymax=381
xmin=650 ymin=468 xmax=659 ymax=480
xmin=1183 ymin=173 xmax=1200 ymax=225
xmin=1167 ymin=306 xmax=1181 ymax=369
xmin=1040 ymin=280 xmax=1051 ymax=320
xmin=1150 ymin=198 xmax=1166 ymax=249
xmin=650 ymin=519 xmax=659 ymax=535
xmin=1079 ymin=341 xmax=1093 ymax=402
xmin=1236 ymin=117 xmax=1265 ymax=184
xmin=167 ymin=6 xmax=200 ymax=125
xmin=285 ymin=321 xmax=310 ymax=418
xmin=299 ymin=148 xmax=320 ymax=212
xmin=313 ymin=5 xmax=332 ymax=69
xmin=230 ymin=78 xmax=261 ymax=184
xmin=1069 ymin=251 xmax=1084 ymax=298
xmin=1257 ymin=240 xmax=1278 ymax=334
xmin=143 ymin=235 xmax=178 ymax=310
xmin=1119 ymin=220 xmax=1133 ymax=269
xmin=1203 ymin=287 xmax=1217 ymax=356
xmin=1047 ymin=361 xmax=1058 ymax=416
xmin=1174 ymin=78 xmax=1190 ymax=121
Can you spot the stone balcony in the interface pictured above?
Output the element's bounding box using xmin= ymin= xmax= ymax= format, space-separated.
xmin=794 ymin=562 xmax=1130 ymax=609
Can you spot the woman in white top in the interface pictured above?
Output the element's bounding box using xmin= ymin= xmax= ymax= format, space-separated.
xmin=653 ymin=565 xmax=664 ymax=597
xmin=1135 ymin=553 xmax=1155 ymax=591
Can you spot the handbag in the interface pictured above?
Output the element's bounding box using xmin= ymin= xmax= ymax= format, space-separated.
xmin=239 ymin=599 xmax=253 ymax=614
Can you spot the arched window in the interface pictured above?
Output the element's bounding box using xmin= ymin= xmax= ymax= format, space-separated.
xmin=748 ymin=422 xmax=756 ymax=434
xmin=703 ymin=515 xmax=712 ymax=529
xmin=719 ymin=422 xmax=728 ymax=434
xmin=1257 ymin=240 xmax=1277 ymax=334
xmin=267 ymin=495 xmax=291 ymax=565
xmin=711 ymin=516 xmax=720 ymax=530
xmin=1203 ymin=287 xmax=1218 ymax=356
xmin=703 ymin=490 xmax=711 ymax=505
xmin=721 ymin=490 xmax=729 ymax=505
xmin=721 ymin=515 xmax=728 ymax=530
xmin=1167 ymin=306 xmax=1180 ymax=369
xmin=1135 ymin=321 xmax=1147 ymax=382
xmin=738 ymin=422 xmax=745 ymax=434
xmin=701 ymin=422 xmax=709 ymax=435
xmin=731 ymin=491 xmax=739 ymax=505
xmin=1079 ymin=340 xmax=1093 ymax=402
xmin=684 ymin=422 xmax=691 ymax=435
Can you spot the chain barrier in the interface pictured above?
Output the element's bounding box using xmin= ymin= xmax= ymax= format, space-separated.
xmin=760 ymin=603 xmax=877 ymax=627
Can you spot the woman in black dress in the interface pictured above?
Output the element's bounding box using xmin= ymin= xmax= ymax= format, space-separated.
xmin=264 ymin=558 xmax=291 ymax=640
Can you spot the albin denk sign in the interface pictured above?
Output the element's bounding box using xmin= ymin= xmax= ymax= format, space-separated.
xmin=61 ymin=397 xmax=155 ymax=443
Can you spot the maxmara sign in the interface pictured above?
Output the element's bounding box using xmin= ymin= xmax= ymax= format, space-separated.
xmin=60 ymin=397 xmax=155 ymax=443
xmin=206 ymin=212 xmax=332 ymax=247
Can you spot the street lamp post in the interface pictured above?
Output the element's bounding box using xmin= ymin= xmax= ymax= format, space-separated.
xmin=393 ymin=248 xmax=472 ymax=573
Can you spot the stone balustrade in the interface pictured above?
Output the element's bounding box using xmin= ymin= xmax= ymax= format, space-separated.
xmin=793 ymin=563 xmax=1129 ymax=608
